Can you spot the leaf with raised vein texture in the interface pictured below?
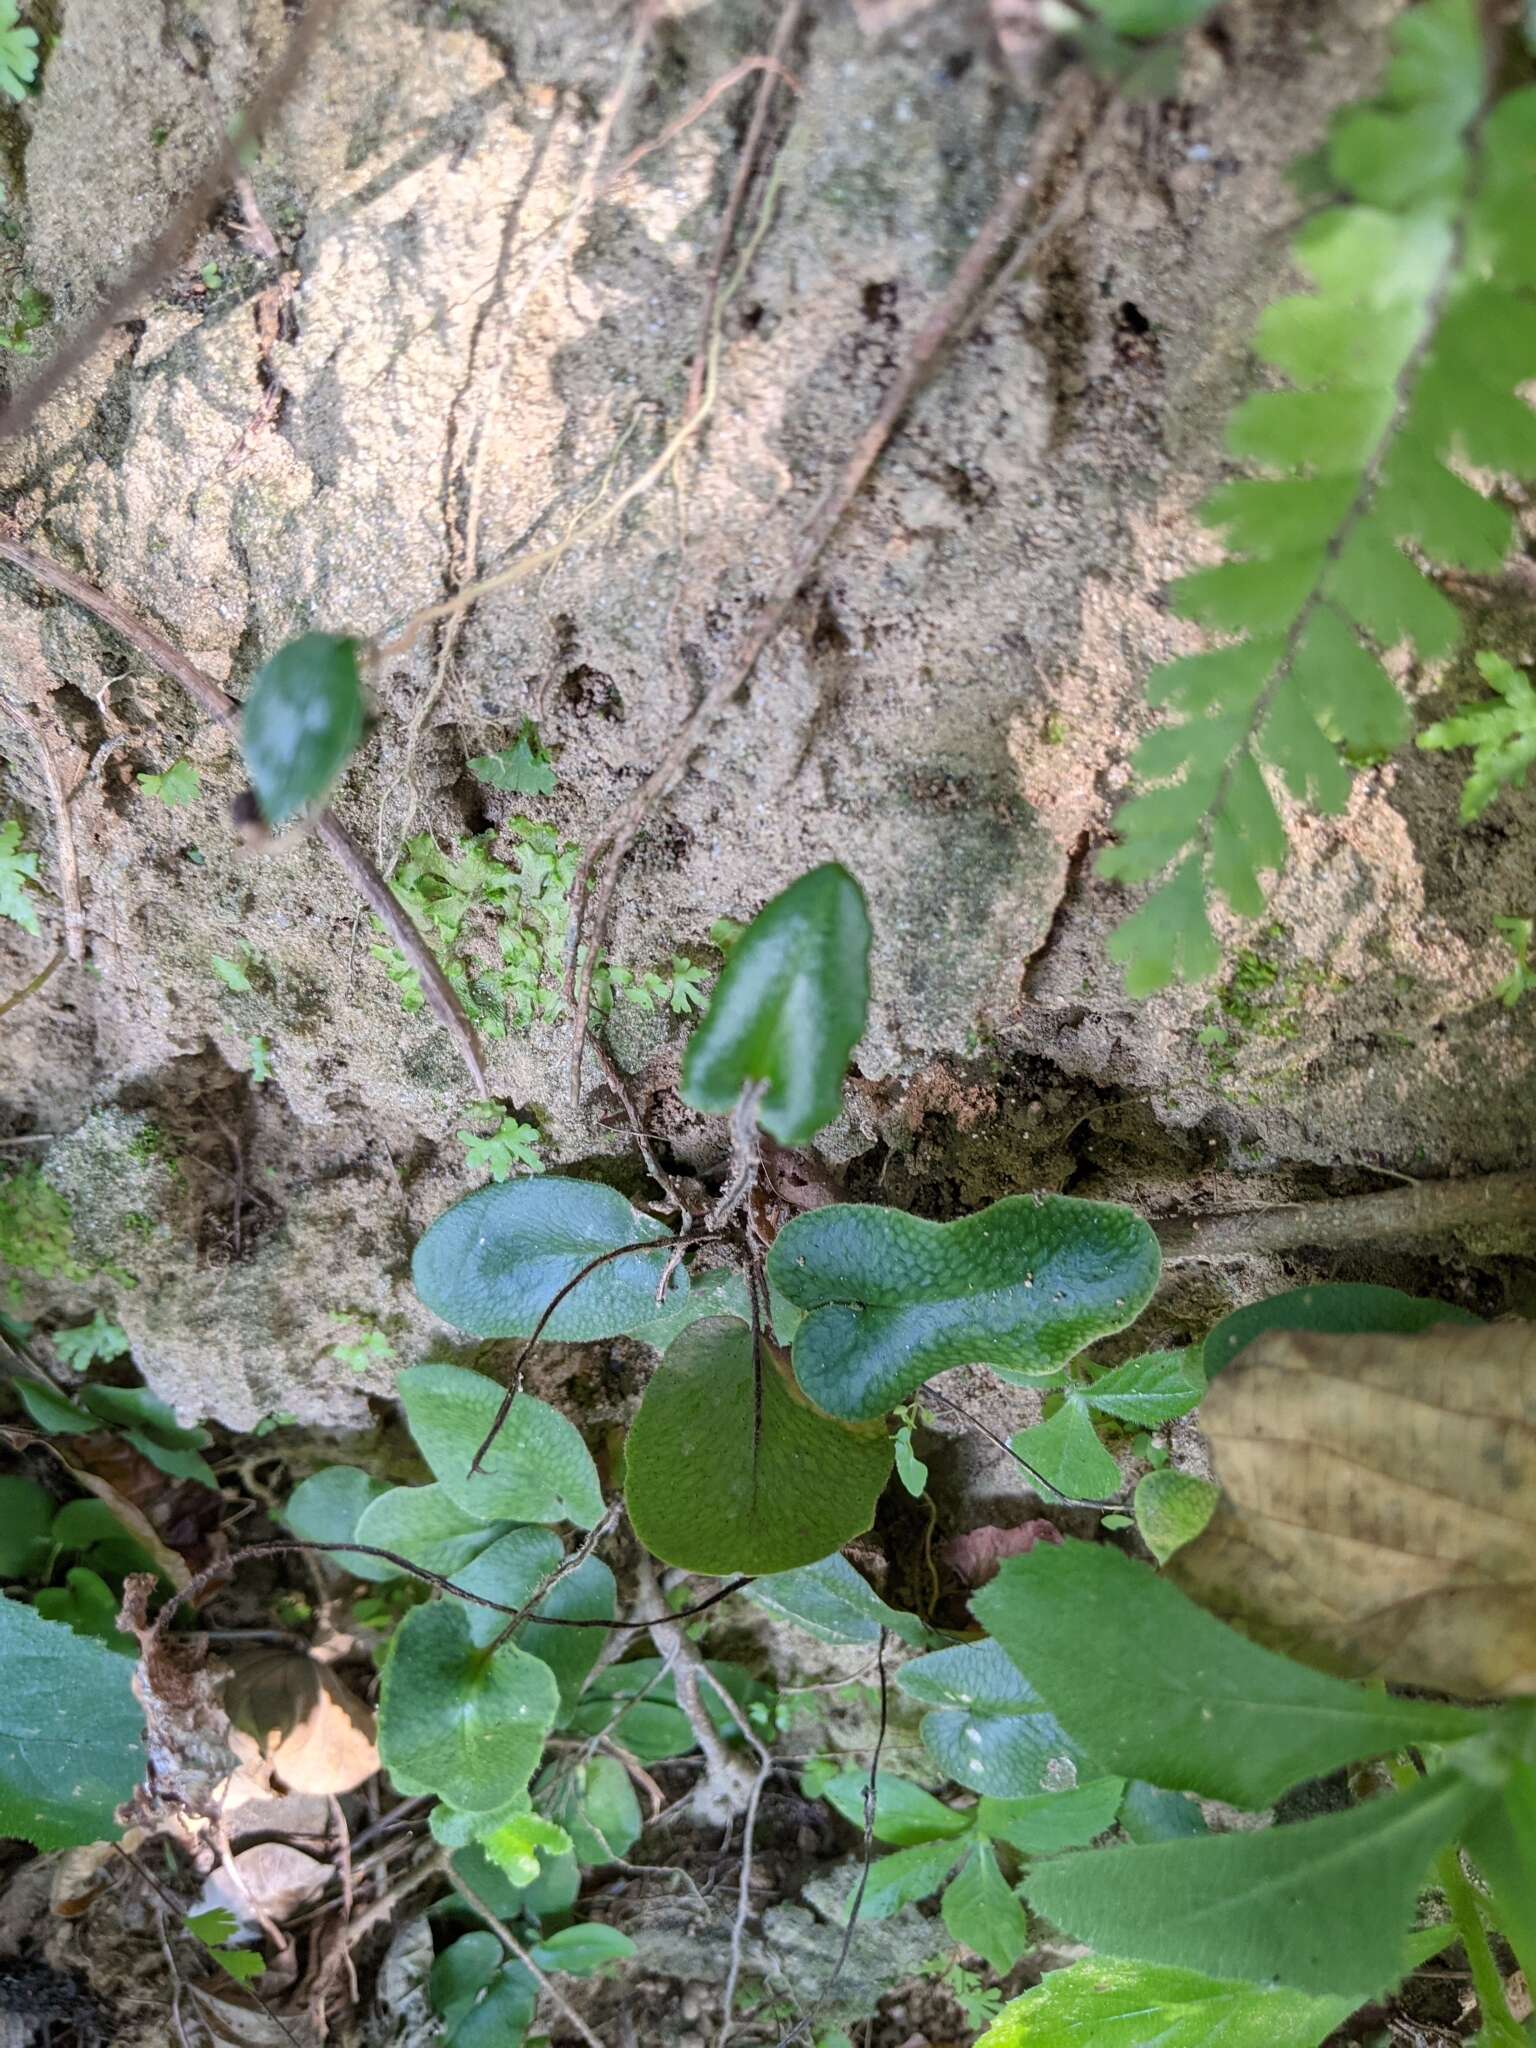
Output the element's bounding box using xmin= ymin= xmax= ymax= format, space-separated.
xmin=1025 ymin=1767 xmax=1489 ymax=1999
xmin=378 ymin=1602 xmax=558 ymax=1814
xmin=976 ymin=1958 xmax=1357 ymax=2048
xmin=1171 ymin=1323 xmax=1536 ymax=1697
xmin=282 ymin=1467 xmax=395 ymax=1583
xmin=975 ymin=1778 xmax=1125 ymax=1854
xmin=625 ymin=1319 xmax=891 ymax=1574
xmin=942 ymin=1841 xmax=1031 ymax=1975
xmin=413 ymin=1176 xmax=684 ymax=1340
xmin=768 ymin=1196 xmax=1160 ymax=1422
xmin=242 ymin=633 xmax=364 ymax=824
xmin=1133 ymin=1469 xmax=1218 ymax=1563
xmin=1202 ymin=1280 xmax=1478 ymax=1376
xmin=747 ymin=1551 xmax=940 ymax=1648
xmin=896 ymin=1638 xmax=1085 ymax=1798
xmin=1010 ymin=1400 xmax=1123 ymax=1503
xmin=680 ymin=863 xmax=870 ymax=1143
xmin=398 ymin=1365 xmax=605 ymax=1527
xmin=974 ymin=1541 xmax=1487 ymax=1809
xmin=354 ymin=1482 xmax=509 ymax=1578
xmin=0 ymin=1598 xmax=144 ymax=1848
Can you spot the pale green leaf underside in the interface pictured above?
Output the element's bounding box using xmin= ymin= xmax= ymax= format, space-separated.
xmin=976 ymin=1957 xmax=1357 ymax=2048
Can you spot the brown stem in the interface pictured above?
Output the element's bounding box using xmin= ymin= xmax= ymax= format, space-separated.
xmin=1153 ymin=1172 xmax=1536 ymax=1263
xmin=4 ymin=702 xmax=85 ymax=961
xmin=0 ymin=532 xmax=489 ymax=1093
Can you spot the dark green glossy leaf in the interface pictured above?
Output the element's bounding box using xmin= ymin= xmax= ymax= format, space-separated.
xmin=448 ymin=1961 xmax=537 ymax=2048
xmin=241 ymin=633 xmax=364 ymax=825
xmin=1118 ymin=1781 xmax=1209 ymax=1843
xmin=973 ymin=1541 xmax=1488 ymax=1810
xmin=282 ymin=1466 xmax=395 ymax=1583
xmin=452 ymin=1839 xmax=581 ymax=1920
xmin=896 ymin=1639 xmax=1085 ymax=1798
xmin=623 ymin=1318 xmax=891 ymax=1575
xmin=33 ymin=1567 xmax=137 ymax=1654
xmin=14 ymin=1379 xmax=93 ymax=1434
xmin=0 ymin=1596 xmax=144 ymax=1848
xmin=680 ymin=863 xmax=870 ymax=1143
xmin=768 ymin=1196 xmax=1161 ymax=1422
xmin=78 ymin=1384 xmax=208 ymax=1448
xmin=430 ymin=1932 xmax=499 ymax=2025
xmin=377 ymin=1601 xmax=558 ymax=1814
xmin=1025 ymin=1768 xmax=1490 ymax=1999
xmin=1203 ymin=1282 xmax=1479 ymax=1376
xmin=398 ymin=1365 xmax=605 ymax=1527
xmin=412 ymin=1177 xmax=684 ymax=1341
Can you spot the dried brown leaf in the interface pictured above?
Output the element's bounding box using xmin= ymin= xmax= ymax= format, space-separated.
xmin=942 ymin=1518 xmax=1063 ymax=1588
xmin=225 ymin=1651 xmax=379 ymax=1796
xmin=1170 ymin=1324 xmax=1536 ymax=1698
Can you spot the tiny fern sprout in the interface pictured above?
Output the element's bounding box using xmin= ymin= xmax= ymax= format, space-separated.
xmin=1099 ymin=0 xmax=1536 ymax=995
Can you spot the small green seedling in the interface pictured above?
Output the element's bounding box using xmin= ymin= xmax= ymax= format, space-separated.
xmin=0 ymin=1 xmax=36 ymax=102
xmin=248 ymin=1034 xmax=273 ymax=1082
xmin=456 ymin=1101 xmax=544 ymax=1180
xmin=136 ymin=758 xmax=201 ymax=808
xmin=1494 ymin=916 xmax=1536 ymax=1008
xmin=51 ymin=1310 xmax=130 ymax=1372
xmin=1420 ymin=651 xmax=1536 ymax=819
xmin=469 ymin=723 xmax=556 ymax=797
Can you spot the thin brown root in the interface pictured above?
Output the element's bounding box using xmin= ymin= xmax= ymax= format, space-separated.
xmin=4 ymin=700 xmax=86 ymax=961
xmin=564 ymin=74 xmax=1104 ymax=1097
xmin=0 ymin=946 xmax=63 ymax=1021
xmin=0 ymin=533 xmax=489 ymax=1095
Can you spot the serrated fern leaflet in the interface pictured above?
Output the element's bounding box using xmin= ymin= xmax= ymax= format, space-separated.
xmin=1099 ymin=0 xmax=1536 ymax=995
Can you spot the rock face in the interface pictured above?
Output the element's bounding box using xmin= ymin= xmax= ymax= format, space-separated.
xmin=1 ymin=0 xmax=1532 ymax=1422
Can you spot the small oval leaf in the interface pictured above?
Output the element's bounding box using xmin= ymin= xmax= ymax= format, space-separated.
xmin=413 ymin=1177 xmax=683 ymax=1341
xmin=680 ymin=863 xmax=871 ymax=1144
xmin=768 ymin=1196 xmax=1161 ymax=1422
xmin=623 ymin=1317 xmax=892 ymax=1575
xmin=241 ymin=633 xmax=364 ymax=824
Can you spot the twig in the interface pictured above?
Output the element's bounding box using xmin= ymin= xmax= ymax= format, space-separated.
xmin=442 ymin=1854 xmax=609 ymax=2048
xmin=487 ymin=1498 xmax=623 ymax=1652
xmin=564 ymin=74 xmax=1102 ymax=1094
xmin=148 ymin=1535 xmax=749 ymax=1640
xmin=0 ymin=0 xmax=343 ymax=445
xmin=1153 ymin=1171 xmax=1536 ymax=1261
xmin=0 ymin=532 xmax=489 ymax=1093
xmin=684 ymin=0 xmax=805 ymax=422
xmin=4 ymin=701 xmax=86 ymax=961
xmin=585 ymin=1028 xmax=692 ymax=1216
xmin=695 ymin=1663 xmax=776 ymax=2048
xmin=922 ymin=1383 xmax=1117 ymax=1509
xmin=774 ymin=1634 xmax=889 ymax=2048
xmin=0 ymin=946 xmax=62 ymax=1019
xmin=636 ymin=1553 xmax=757 ymax=1817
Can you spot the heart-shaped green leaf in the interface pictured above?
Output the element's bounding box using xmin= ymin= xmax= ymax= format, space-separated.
xmin=0 ymin=1596 xmax=145 ymax=1848
xmin=378 ymin=1601 xmax=558 ymax=1815
xmin=398 ymin=1366 xmax=605 ymax=1528
xmin=353 ymin=1481 xmax=508 ymax=1579
xmin=1133 ymin=1469 xmax=1219 ymax=1564
xmin=282 ymin=1467 xmax=396 ymax=1583
xmin=622 ymin=1318 xmax=892 ymax=1575
xmin=241 ymin=633 xmax=364 ymax=825
xmin=412 ymin=1177 xmax=684 ymax=1341
xmin=1011 ymin=1400 xmax=1123 ymax=1503
xmin=768 ymin=1196 xmax=1161 ymax=1422
xmin=896 ymin=1639 xmax=1086 ymax=1798
xmin=680 ymin=864 xmax=871 ymax=1144
xmin=1203 ymin=1281 xmax=1479 ymax=1376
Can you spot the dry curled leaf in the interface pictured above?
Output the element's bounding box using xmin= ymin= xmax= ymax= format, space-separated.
xmin=224 ymin=1650 xmax=379 ymax=1796
xmin=942 ymin=1518 xmax=1063 ymax=1588
xmin=198 ymin=1843 xmax=330 ymax=1932
xmin=1170 ymin=1323 xmax=1536 ymax=1698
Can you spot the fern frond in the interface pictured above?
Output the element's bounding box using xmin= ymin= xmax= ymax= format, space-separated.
xmin=1099 ymin=0 xmax=1536 ymax=997
xmin=1419 ymin=651 xmax=1536 ymax=819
